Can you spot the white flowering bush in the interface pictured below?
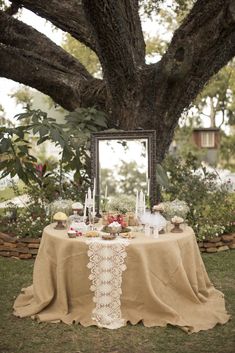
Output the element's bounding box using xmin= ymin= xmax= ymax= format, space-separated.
xmin=163 ymin=155 xmax=235 ymax=240
xmin=109 ymin=194 xmax=136 ymax=214
xmin=197 ymin=224 xmax=226 ymax=240
xmin=16 ymin=211 xmax=50 ymax=238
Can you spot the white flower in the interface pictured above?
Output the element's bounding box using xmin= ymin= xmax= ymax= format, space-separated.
xmin=153 ymin=203 xmax=165 ymax=212
xmin=108 ymin=221 xmax=121 ymax=228
xmin=171 ymin=216 xmax=184 ymax=224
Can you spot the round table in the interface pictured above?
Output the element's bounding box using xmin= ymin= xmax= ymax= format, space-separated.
xmin=13 ymin=224 xmax=230 ymax=333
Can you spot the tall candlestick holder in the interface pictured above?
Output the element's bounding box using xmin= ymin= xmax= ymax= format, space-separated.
xmin=87 ymin=203 xmax=94 ymax=230
xmin=86 ymin=187 xmax=95 ymax=229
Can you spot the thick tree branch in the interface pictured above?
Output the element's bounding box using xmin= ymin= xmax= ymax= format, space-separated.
xmin=1 ymin=0 xmax=235 ymax=162
xmin=5 ymin=2 xmax=21 ymax=16
xmin=9 ymin=0 xmax=98 ymax=53
xmin=0 ymin=11 xmax=107 ymax=111
xmin=144 ymin=0 xmax=235 ymax=159
xmin=82 ymin=0 xmax=146 ymax=128
xmin=119 ymin=0 xmax=146 ymax=66
xmin=0 ymin=43 xmax=106 ymax=111
xmin=82 ymin=0 xmax=145 ymax=81
xmin=82 ymin=0 xmax=145 ymax=67
xmin=0 ymin=10 xmax=92 ymax=80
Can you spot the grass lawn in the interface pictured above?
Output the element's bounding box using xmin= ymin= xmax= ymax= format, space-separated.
xmin=0 ymin=251 xmax=234 ymax=353
xmin=0 ymin=182 xmax=25 ymax=202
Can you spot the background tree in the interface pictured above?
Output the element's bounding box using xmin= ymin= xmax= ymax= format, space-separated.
xmin=62 ymin=34 xmax=101 ymax=77
xmin=193 ymin=61 xmax=235 ymax=129
xmin=0 ymin=0 xmax=235 ymax=162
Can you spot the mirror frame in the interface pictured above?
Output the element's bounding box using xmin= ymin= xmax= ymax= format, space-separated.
xmin=91 ymin=130 xmax=157 ymax=213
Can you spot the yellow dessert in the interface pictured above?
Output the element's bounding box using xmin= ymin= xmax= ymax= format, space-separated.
xmin=84 ymin=230 xmax=99 ymax=237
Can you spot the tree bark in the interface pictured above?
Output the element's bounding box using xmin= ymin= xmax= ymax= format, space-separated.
xmin=10 ymin=0 xmax=98 ymax=53
xmin=1 ymin=0 xmax=235 ymax=161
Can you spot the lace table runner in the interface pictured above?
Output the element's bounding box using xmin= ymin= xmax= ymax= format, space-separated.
xmin=86 ymin=238 xmax=129 ymax=329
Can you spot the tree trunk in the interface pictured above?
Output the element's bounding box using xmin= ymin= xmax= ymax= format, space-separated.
xmin=1 ymin=0 xmax=235 ymax=161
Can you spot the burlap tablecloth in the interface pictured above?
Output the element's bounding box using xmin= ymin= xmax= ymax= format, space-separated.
xmin=13 ymin=224 xmax=230 ymax=333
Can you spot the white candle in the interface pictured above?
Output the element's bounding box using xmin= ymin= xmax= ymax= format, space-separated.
xmin=92 ymin=191 xmax=95 ymax=214
xmin=135 ymin=190 xmax=139 ymax=216
xmin=88 ymin=187 xmax=92 ymax=200
xmin=105 ymin=185 xmax=108 ymax=199
xmin=87 ymin=187 xmax=92 ymax=208
xmin=83 ymin=193 xmax=87 ymax=222
xmin=143 ymin=194 xmax=146 ymax=214
xmin=93 ymin=178 xmax=96 ymax=199
xmin=140 ymin=190 xmax=143 ymax=208
xmin=147 ymin=178 xmax=150 ymax=196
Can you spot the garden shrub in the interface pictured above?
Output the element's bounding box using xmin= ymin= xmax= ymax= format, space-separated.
xmin=0 ymin=173 xmax=84 ymax=238
xmin=163 ymin=154 xmax=235 ymax=240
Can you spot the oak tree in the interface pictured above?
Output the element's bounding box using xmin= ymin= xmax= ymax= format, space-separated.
xmin=1 ymin=0 xmax=235 ymax=161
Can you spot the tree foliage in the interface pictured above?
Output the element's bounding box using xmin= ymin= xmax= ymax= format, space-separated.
xmin=0 ymin=0 xmax=235 ymax=161
xmin=62 ymin=34 xmax=101 ymax=76
xmin=0 ymin=108 xmax=107 ymax=187
xmin=163 ymin=154 xmax=235 ymax=239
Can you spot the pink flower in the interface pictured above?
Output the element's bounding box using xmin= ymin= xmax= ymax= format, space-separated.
xmin=35 ymin=163 xmax=46 ymax=177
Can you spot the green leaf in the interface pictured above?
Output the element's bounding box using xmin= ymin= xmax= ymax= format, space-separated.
xmin=73 ymin=171 xmax=81 ymax=182
xmin=15 ymin=158 xmax=22 ymax=172
xmin=14 ymin=112 xmax=32 ymax=120
xmin=18 ymin=145 xmax=29 ymax=154
xmin=28 ymin=155 xmax=37 ymax=162
xmin=156 ymin=163 xmax=170 ymax=188
xmin=0 ymin=138 xmax=11 ymax=152
xmin=94 ymin=119 xmax=107 ymax=128
xmin=39 ymin=126 xmax=49 ymax=137
xmin=50 ymin=128 xmax=60 ymax=143
xmin=32 ymin=126 xmax=41 ymax=135
xmin=37 ymin=136 xmax=49 ymax=145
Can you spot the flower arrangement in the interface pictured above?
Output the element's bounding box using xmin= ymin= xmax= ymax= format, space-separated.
xmin=109 ymin=195 xmax=135 ymax=214
xmin=162 ymin=199 xmax=189 ymax=220
xmin=170 ymin=216 xmax=184 ymax=233
xmin=106 ymin=221 xmax=122 ymax=234
xmin=152 ymin=203 xmax=165 ymax=213
xmin=171 ymin=216 xmax=184 ymax=224
xmin=102 ymin=214 xmax=131 ymax=233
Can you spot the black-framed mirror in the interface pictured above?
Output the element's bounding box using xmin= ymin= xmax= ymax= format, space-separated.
xmin=91 ymin=130 xmax=157 ymax=213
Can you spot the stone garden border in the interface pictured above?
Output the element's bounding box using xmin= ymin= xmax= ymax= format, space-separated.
xmin=0 ymin=232 xmax=234 ymax=259
xmin=0 ymin=232 xmax=40 ymax=259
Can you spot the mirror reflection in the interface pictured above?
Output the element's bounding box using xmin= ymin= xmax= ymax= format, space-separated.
xmin=99 ymin=139 xmax=149 ymax=202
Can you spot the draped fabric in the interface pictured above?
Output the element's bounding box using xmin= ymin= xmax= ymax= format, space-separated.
xmin=13 ymin=224 xmax=230 ymax=333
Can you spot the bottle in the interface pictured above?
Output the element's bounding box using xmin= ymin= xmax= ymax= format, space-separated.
xmin=144 ymin=224 xmax=151 ymax=237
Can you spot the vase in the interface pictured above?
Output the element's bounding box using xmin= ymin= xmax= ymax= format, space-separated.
xmin=171 ymin=223 xmax=183 ymax=233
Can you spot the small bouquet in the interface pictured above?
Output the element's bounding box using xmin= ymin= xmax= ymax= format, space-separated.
xmin=108 ymin=214 xmax=127 ymax=228
xmin=106 ymin=221 xmax=122 ymax=234
xmin=152 ymin=203 xmax=165 ymax=213
xmin=170 ymin=216 xmax=184 ymax=233
xmin=162 ymin=199 xmax=189 ymax=220
xmin=102 ymin=214 xmax=131 ymax=234
xmin=171 ymin=216 xmax=184 ymax=225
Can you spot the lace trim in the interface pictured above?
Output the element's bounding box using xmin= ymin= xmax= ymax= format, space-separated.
xmin=86 ymin=238 xmax=129 ymax=329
